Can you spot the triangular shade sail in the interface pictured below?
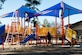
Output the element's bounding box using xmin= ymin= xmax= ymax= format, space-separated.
xmin=35 ymin=10 xmax=59 ymax=17
xmin=17 ymin=5 xmax=36 ymax=18
xmin=63 ymin=3 xmax=82 ymax=17
xmin=35 ymin=2 xmax=82 ymax=18
xmin=0 ymin=12 xmax=13 ymax=18
xmin=34 ymin=2 xmax=61 ymax=17
xmin=0 ymin=6 xmax=36 ymax=18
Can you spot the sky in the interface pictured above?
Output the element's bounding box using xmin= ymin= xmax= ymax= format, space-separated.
xmin=0 ymin=0 xmax=82 ymax=26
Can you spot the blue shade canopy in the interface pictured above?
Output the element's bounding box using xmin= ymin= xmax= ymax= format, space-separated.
xmin=0 ymin=25 xmax=5 ymax=44
xmin=63 ymin=2 xmax=82 ymax=17
xmin=0 ymin=12 xmax=13 ymax=18
xmin=35 ymin=2 xmax=82 ymax=18
xmin=34 ymin=2 xmax=61 ymax=17
xmin=35 ymin=10 xmax=59 ymax=17
xmin=0 ymin=25 xmax=5 ymax=35
xmin=0 ymin=6 xmax=36 ymax=18
xmin=17 ymin=5 xmax=36 ymax=18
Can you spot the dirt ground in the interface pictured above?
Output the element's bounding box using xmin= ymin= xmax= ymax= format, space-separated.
xmin=0 ymin=45 xmax=82 ymax=55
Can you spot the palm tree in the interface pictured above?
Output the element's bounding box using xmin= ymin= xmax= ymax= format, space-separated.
xmin=0 ymin=0 xmax=6 ymax=9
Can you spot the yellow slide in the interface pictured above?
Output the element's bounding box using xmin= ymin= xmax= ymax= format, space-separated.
xmin=65 ymin=28 xmax=76 ymax=42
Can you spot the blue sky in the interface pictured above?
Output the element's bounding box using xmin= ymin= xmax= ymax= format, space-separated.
xmin=0 ymin=0 xmax=82 ymax=25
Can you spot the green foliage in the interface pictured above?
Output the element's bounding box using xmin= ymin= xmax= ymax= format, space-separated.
xmin=1 ymin=0 xmax=6 ymax=3
xmin=25 ymin=0 xmax=41 ymax=27
xmin=0 ymin=0 xmax=6 ymax=9
xmin=43 ymin=19 xmax=54 ymax=27
xmin=25 ymin=0 xmax=41 ymax=11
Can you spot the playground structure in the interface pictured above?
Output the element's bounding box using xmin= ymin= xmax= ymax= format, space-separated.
xmin=0 ymin=1 xmax=81 ymax=49
xmin=4 ymin=17 xmax=77 ymax=45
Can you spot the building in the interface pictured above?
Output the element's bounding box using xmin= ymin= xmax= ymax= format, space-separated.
xmin=69 ymin=21 xmax=82 ymax=38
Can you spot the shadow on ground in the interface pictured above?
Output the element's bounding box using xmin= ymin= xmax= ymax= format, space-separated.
xmin=0 ymin=45 xmax=82 ymax=55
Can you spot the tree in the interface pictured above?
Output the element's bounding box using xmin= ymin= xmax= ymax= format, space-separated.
xmin=25 ymin=0 xmax=41 ymax=11
xmin=0 ymin=21 xmax=2 ymax=24
xmin=43 ymin=19 xmax=48 ymax=27
xmin=0 ymin=0 xmax=6 ymax=9
xmin=50 ymin=22 xmax=55 ymax=27
xmin=31 ymin=16 xmax=40 ymax=27
xmin=25 ymin=0 xmax=41 ymax=27
xmin=0 ymin=0 xmax=6 ymax=24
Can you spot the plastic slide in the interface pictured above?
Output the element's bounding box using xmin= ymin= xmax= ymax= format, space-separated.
xmin=65 ymin=28 xmax=76 ymax=42
xmin=20 ymin=34 xmax=35 ymax=44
